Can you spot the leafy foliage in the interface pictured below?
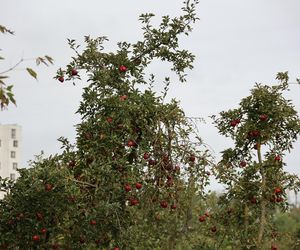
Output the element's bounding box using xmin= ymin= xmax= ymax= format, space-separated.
xmin=212 ymin=72 xmax=300 ymax=249
xmin=0 ymin=24 xmax=53 ymax=110
xmin=1 ymin=2 xmax=300 ymax=249
xmin=0 ymin=1 xmax=215 ymax=249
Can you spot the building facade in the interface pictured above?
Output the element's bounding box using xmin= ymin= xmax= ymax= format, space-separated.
xmin=0 ymin=124 xmax=22 ymax=198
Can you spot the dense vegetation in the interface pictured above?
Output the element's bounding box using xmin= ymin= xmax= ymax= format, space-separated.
xmin=1 ymin=1 xmax=300 ymax=249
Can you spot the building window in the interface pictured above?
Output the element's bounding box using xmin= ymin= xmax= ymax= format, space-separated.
xmin=10 ymin=173 xmax=16 ymax=181
xmin=13 ymin=162 xmax=18 ymax=170
xmin=11 ymin=129 xmax=16 ymax=139
xmin=13 ymin=140 xmax=18 ymax=147
xmin=11 ymin=151 xmax=16 ymax=158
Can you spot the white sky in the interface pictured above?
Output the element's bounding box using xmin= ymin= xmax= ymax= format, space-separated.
xmin=1 ymin=0 xmax=300 ymax=191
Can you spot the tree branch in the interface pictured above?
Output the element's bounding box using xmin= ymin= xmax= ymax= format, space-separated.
xmin=257 ymin=142 xmax=266 ymax=248
xmin=0 ymin=58 xmax=24 ymax=75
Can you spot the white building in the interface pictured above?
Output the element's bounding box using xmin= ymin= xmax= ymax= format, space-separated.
xmin=0 ymin=124 xmax=22 ymax=198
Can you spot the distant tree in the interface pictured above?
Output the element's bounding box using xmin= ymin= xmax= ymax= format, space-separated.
xmin=0 ymin=24 xmax=53 ymax=110
xmin=212 ymin=72 xmax=300 ymax=249
xmin=273 ymin=208 xmax=300 ymax=249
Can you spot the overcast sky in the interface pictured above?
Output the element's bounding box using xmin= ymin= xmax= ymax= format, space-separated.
xmin=1 ymin=0 xmax=300 ymax=190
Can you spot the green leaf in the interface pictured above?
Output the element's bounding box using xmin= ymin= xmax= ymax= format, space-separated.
xmin=6 ymin=85 xmax=13 ymax=91
xmin=45 ymin=55 xmax=54 ymax=65
xmin=35 ymin=55 xmax=53 ymax=66
xmin=26 ymin=68 xmax=37 ymax=80
xmin=7 ymin=92 xmax=16 ymax=105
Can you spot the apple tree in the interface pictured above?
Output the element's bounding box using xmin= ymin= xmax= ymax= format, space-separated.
xmin=0 ymin=1 xmax=213 ymax=249
xmin=211 ymin=72 xmax=300 ymax=249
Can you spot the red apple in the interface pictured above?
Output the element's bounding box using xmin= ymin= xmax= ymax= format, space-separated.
xmin=165 ymin=163 xmax=173 ymax=171
xmin=127 ymin=140 xmax=136 ymax=147
xmin=252 ymin=130 xmax=260 ymax=137
xmin=274 ymin=155 xmax=281 ymax=162
xmin=250 ymin=197 xmax=257 ymax=204
xmin=45 ymin=183 xmax=53 ymax=192
xmin=160 ymin=201 xmax=168 ymax=208
xmin=198 ymin=215 xmax=206 ymax=222
xmin=40 ymin=228 xmax=47 ymax=234
xmin=230 ymin=119 xmax=240 ymax=127
xmin=259 ymin=114 xmax=268 ymax=121
xmin=148 ymin=159 xmax=156 ymax=166
xmin=162 ymin=154 xmax=169 ymax=163
xmin=71 ymin=69 xmax=78 ymax=76
xmin=189 ymin=154 xmax=196 ymax=162
xmin=68 ymin=160 xmax=76 ymax=168
xmin=114 ymin=248 xmax=120 ymax=250
xmin=124 ymin=184 xmax=132 ymax=192
xmin=90 ymin=220 xmax=97 ymax=225
xmin=274 ymin=187 xmax=282 ymax=194
xmin=119 ymin=65 xmax=127 ymax=72
xmin=32 ymin=235 xmax=40 ymax=241
xmin=171 ymin=204 xmax=177 ymax=210
xmin=135 ymin=183 xmax=142 ymax=190
xmin=143 ymin=152 xmax=150 ymax=160
xmin=68 ymin=196 xmax=76 ymax=203
xmin=239 ymin=161 xmax=247 ymax=167
xmin=248 ymin=130 xmax=260 ymax=138
xmin=130 ymin=199 xmax=139 ymax=206
xmin=84 ymin=132 xmax=92 ymax=140
xmin=230 ymin=121 xmax=237 ymax=127
xmin=119 ymin=95 xmax=128 ymax=101
xmin=276 ymin=197 xmax=283 ymax=203
xmin=51 ymin=244 xmax=60 ymax=249
xmin=36 ymin=212 xmax=43 ymax=221
xmin=58 ymin=76 xmax=64 ymax=83
xmin=166 ymin=178 xmax=173 ymax=187
xmin=106 ymin=117 xmax=113 ymax=123
xmin=271 ymin=244 xmax=278 ymax=250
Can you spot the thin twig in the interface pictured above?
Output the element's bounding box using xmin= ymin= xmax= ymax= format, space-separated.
xmin=69 ymin=178 xmax=97 ymax=188
xmin=0 ymin=58 xmax=24 ymax=75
